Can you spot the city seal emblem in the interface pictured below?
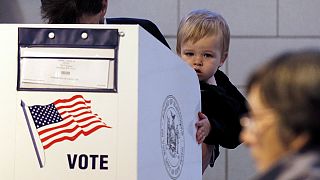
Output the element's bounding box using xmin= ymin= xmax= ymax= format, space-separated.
xmin=160 ymin=95 xmax=185 ymax=180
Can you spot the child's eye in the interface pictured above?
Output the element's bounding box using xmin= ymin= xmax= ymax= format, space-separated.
xmin=184 ymin=52 xmax=194 ymax=56
xmin=203 ymin=53 xmax=213 ymax=58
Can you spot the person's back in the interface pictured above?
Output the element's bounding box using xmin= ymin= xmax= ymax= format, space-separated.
xmin=106 ymin=18 xmax=170 ymax=49
xmin=40 ymin=0 xmax=170 ymax=49
xmin=176 ymin=9 xmax=248 ymax=173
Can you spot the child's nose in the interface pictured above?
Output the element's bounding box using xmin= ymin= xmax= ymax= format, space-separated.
xmin=193 ymin=56 xmax=203 ymax=66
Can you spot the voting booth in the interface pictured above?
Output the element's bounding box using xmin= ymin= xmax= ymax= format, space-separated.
xmin=0 ymin=24 xmax=201 ymax=180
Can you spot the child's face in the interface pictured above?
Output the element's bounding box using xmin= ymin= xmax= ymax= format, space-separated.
xmin=179 ymin=35 xmax=226 ymax=81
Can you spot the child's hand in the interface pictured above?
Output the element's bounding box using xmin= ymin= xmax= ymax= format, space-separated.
xmin=195 ymin=112 xmax=211 ymax=144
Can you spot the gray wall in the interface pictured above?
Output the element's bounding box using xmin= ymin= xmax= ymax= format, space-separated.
xmin=1 ymin=0 xmax=320 ymax=180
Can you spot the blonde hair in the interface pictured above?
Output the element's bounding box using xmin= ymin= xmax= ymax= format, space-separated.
xmin=176 ymin=9 xmax=230 ymax=55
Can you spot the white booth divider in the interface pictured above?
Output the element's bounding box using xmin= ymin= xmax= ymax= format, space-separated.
xmin=0 ymin=24 xmax=201 ymax=180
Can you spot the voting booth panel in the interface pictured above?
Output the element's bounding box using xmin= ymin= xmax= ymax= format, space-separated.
xmin=0 ymin=24 xmax=201 ymax=180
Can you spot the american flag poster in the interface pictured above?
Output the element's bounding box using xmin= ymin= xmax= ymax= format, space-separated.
xmin=24 ymin=95 xmax=111 ymax=150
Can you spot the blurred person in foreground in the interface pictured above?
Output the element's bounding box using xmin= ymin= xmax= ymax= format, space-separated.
xmin=241 ymin=49 xmax=320 ymax=180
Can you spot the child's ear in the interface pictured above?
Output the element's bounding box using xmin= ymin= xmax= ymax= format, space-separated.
xmin=100 ymin=8 xmax=107 ymax=17
xmin=219 ymin=51 xmax=228 ymax=67
xmin=100 ymin=0 xmax=108 ymax=18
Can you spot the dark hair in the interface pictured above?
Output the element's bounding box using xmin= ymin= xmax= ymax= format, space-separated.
xmin=41 ymin=0 xmax=103 ymax=23
xmin=247 ymin=49 xmax=320 ymax=145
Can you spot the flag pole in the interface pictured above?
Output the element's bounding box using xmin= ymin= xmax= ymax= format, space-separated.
xmin=20 ymin=100 xmax=44 ymax=168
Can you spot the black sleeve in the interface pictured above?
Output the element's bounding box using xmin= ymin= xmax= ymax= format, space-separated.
xmin=106 ymin=17 xmax=171 ymax=49
xmin=201 ymin=72 xmax=248 ymax=148
xmin=214 ymin=70 xmax=248 ymax=116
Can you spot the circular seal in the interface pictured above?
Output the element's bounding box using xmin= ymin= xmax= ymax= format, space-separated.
xmin=160 ymin=95 xmax=185 ymax=180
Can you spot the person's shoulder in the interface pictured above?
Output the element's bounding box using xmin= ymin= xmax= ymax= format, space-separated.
xmin=106 ymin=17 xmax=170 ymax=49
xmin=106 ymin=17 xmax=153 ymax=26
xmin=214 ymin=69 xmax=230 ymax=83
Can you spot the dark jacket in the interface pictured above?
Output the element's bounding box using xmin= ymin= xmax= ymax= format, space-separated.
xmin=202 ymin=70 xmax=247 ymax=148
xmin=106 ymin=18 xmax=170 ymax=49
xmin=201 ymin=70 xmax=248 ymax=165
